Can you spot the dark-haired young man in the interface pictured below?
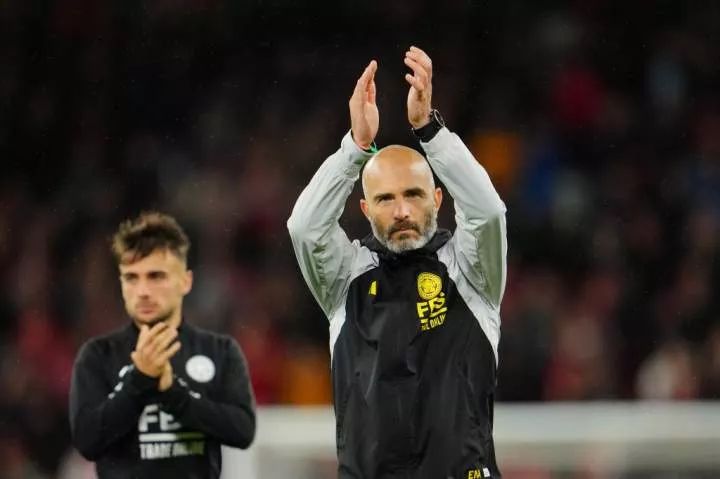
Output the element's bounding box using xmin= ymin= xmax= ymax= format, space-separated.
xmin=69 ymin=212 xmax=256 ymax=479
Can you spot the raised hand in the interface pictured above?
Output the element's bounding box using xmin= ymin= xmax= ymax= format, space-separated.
xmin=158 ymin=362 xmax=174 ymax=391
xmin=404 ymin=46 xmax=433 ymax=129
xmin=131 ymin=322 xmax=181 ymax=378
xmin=349 ymin=60 xmax=379 ymax=150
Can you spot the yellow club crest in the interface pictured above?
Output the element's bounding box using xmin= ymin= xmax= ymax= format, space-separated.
xmin=417 ymin=272 xmax=442 ymax=300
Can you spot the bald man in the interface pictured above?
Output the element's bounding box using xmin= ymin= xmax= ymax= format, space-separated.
xmin=288 ymin=46 xmax=507 ymax=479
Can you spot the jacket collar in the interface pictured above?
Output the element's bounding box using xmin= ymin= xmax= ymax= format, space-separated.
xmin=360 ymin=229 xmax=451 ymax=263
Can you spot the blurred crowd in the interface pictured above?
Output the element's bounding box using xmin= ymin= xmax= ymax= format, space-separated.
xmin=0 ymin=0 xmax=718 ymax=477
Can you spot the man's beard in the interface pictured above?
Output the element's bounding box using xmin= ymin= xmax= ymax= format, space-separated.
xmin=371 ymin=208 xmax=438 ymax=254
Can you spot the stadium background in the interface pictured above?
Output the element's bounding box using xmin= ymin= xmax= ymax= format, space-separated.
xmin=0 ymin=0 xmax=719 ymax=477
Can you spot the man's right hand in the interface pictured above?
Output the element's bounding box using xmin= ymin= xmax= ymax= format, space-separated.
xmin=349 ymin=60 xmax=379 ymax=150
xmin=131 ymin=322 xmax=182 ymax=378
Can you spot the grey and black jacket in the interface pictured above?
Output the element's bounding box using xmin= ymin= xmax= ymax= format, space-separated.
xmin=288 ymin=126 xmax=507 ymax=479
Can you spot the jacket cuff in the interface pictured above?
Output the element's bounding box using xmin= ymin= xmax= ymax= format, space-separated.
xmin=125 ymin=367 xmax=158 ymax=395
xmin=340 ymin=131 xmax=376 ymax=177
xmin=418 ymin=126 xmax=451 ymax=154
xmin=159 ymin=376 xmax=192 ymax=415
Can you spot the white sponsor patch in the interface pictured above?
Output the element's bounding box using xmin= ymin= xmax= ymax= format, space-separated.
xmin=185 ymin=355 xmax=215 ymax=383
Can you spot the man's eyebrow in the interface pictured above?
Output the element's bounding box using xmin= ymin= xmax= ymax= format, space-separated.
xmin=404 ymin=187 xmax=426 ymax=197
xmin=373 ymin=192 xmax=394 ymax=202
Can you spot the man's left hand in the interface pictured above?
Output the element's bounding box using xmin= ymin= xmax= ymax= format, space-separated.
xmin=158 ymin=362 xmax=173 ymax=392
xmin=405 ymin=46 xmax=433 ymax=129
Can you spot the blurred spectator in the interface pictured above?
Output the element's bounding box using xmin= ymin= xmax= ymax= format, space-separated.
xmin=0 ymin=433 xmax=48 ymax=479
xmin=636 ymin=341 xmax=700 ymax=400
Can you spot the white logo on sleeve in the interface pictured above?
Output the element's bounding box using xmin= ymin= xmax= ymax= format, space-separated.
xmin=108 ymin=364 xmax=133 ymax=399
xmin=185 ymin=355 xmax=215 ymax=383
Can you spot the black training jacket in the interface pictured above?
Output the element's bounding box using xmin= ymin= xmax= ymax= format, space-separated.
xmin=69 ymin=321 xmax=256 ymax=479
xmin=288 ymin=127 xmax=508 ymax=479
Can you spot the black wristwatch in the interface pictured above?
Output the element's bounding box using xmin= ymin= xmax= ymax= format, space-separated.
xmin=412 ymin=109 xmax=445 ymax=142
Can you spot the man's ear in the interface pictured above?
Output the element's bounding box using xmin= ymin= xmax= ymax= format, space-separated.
xmin=182 ymin=270 xmax=193 ymax=295
xmin=434 ymin=187 xmax=443 ymax=210
xmin=360 ymin=198 xmax=369 ymax=218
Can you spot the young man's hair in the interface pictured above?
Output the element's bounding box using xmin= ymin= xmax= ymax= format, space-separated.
xmin=111 ymin=211 xmax=190 ymax=265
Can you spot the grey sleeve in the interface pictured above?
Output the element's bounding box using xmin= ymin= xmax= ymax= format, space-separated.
xmin=287 ymin=131 xmax=374 ymax=318
xmin=421 ymin=127 xmax=508 ymax=308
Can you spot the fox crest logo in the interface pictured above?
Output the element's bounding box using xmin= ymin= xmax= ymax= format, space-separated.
xmin=417 ymin=272 xmax=442 ymax=300
xmin=416 ymin=273 xmax=447 ymax=332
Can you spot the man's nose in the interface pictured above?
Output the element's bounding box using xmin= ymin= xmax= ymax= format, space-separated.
xmin=393 ymin=198 xmax=411 ymax=220
xmin=136 ymin=278 xmax=151 ymax=297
